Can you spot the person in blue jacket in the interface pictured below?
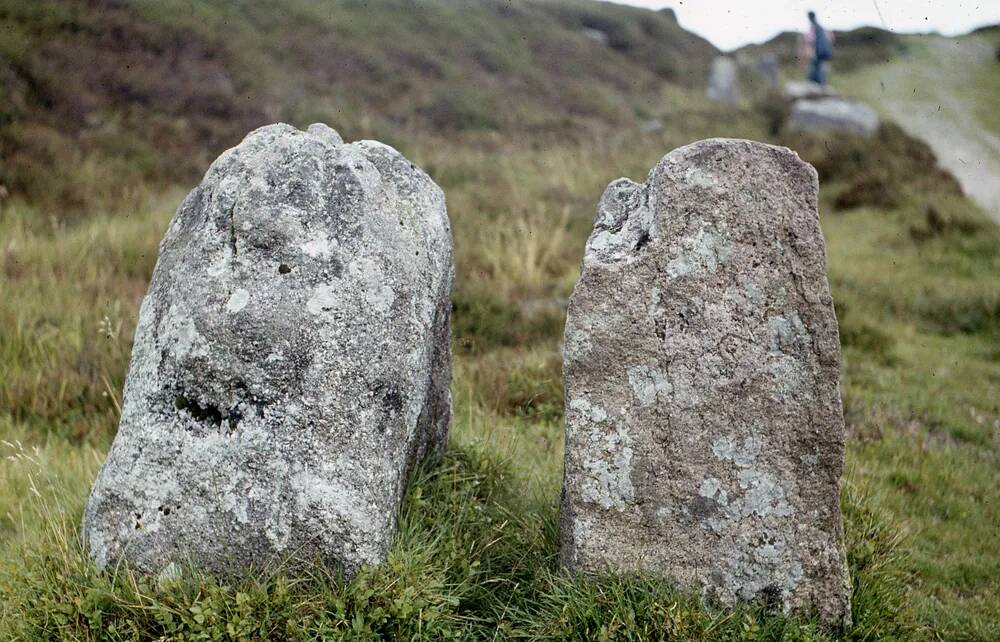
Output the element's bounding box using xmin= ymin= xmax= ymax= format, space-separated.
xmin=802 ymin=10 xmax=834 ymax=85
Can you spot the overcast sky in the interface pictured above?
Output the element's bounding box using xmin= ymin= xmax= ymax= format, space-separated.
xmin=612 ymin=1 xmax=1000 ymax=51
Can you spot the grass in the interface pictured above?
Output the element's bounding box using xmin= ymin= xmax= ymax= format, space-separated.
xmin=1 ymin=118 xmax=998 ymax=639
xmin=0 ymin=429 xmax=913 ymax=640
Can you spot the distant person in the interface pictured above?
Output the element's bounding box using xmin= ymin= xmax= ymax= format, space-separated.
xmin=801 ymin=10 xmax=834 ymax=85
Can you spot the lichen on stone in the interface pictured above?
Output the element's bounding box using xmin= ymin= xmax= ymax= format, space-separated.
xmin=561 ymin=138 xmax=851 ymax=628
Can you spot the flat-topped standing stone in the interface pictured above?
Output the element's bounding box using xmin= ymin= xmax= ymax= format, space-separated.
xmin=83 ymin=123 xmax=454 ymax=579
xmin=560 ymin=138 xmax=851 ymax=627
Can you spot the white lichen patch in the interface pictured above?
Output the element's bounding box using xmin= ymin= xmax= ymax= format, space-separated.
xmin=306 ymin=285 xmax=338 ymax=315
xmin=737 ymin=469 xmax=793 ymax=518
xmin=221 ymin=486 xmax=251 ymax=525
xmin=226 ymin=288 xmax=250 ymax=313
xmin=647 ymin=287 xmax=665 ymax=318
xmin=712 ymin=435 xmax=763 ymax=468
xmin=701 ymin=436 xmax=794 ymax=532
xmin=684 ymin=166 xmax=720 ymax=189
xmin=655 ymin=506 xmax=675 ymax=522
xmin=709 ymin=539 xmax=805 ymax=609
xmin=744 ymin=281 xmax=764 ymax=306
xmin=699 ymin=477 xmax=730 ymax=506
xmin=800 ymin=452 xmax=819 ymax=466
xmin=764 ymin=313 xmax=813 ymax=398
xmin=300 ymin=231 xmax=339 ymax=258
xmin=587 ymin=230 xmax=619 ymax=255
xmin=161 ymin=305 xmax=209 ymax=359
xmin=580 ymin=426 xmax=635 ymax=511
xmin=627 ymin=364 xmax=671 ymax=407
xmin=583 ymin=179 xmax=654 ymax=265
xmin=291 ymin=468 xmax=383 ymax=566
xmin=665 ymin=224 xmax=731 ymax=278
xmin=569 ymin=398 xmax=634 ymax=511
xmin=767 ymin=356 xmax=808 ymax=397
xmin=307 ymin=258 xmax=397 ymax=317
xmin=568 ymin=398 xmax=608 ymax=423
xmin=347 ymin=258 xmax=396 ymax=314
xmin=562 ymin=326 xmax=593 ymax=365
xmin=206 ymin=251 xmax=231 ymax=277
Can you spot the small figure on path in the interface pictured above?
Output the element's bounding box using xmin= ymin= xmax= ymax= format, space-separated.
xmin=801 ymin=11 xmax=834 ymax=86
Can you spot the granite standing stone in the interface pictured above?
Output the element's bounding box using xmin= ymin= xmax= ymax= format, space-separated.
xmin=706 ymin=56 xmax=740 ymax=106
xmin=83 ymin=123 xmax=454 ymax=579
xmin=755 ymin=54 xmax=780 ymax=90
xmin=560 ymin=138 xmax=851 ymax=627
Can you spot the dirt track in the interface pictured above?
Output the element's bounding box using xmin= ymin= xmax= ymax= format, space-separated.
xmin=845 ymin=35 xmax=1000 ymax=223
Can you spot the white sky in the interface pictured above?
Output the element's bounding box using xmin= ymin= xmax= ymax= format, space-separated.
xmin=611 ymin=1 xmax=1000 ymax=51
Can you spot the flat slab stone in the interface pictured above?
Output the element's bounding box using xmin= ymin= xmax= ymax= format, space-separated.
xmin=83 ymin=123 xmax=454 ymax=579
xmin=560 ymin=138 xmax=851 ymax=627
xmin=787 ymin=97 xmax=880 ymax=137
xmin=783 ymin=81 xmax=838 ymax=101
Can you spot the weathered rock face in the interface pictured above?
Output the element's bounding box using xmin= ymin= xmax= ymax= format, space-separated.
xmin=706 ymin=56 xmax=740 ymax=106
xmin=83 ymin=123 xmax=453 ymax=579
xmin=560 ymin=138 xmax=851 ymax=627
xmin=787 ymin=97 xmax=879 ymax=137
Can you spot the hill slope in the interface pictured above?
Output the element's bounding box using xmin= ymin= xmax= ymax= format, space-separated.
xmin=735 ymin=26 xmax=906 ymax=74
xmin=0 ymin=0 xmax=716 ymax=211
xmin=838 ymin=30 xmax=1000 ymax=222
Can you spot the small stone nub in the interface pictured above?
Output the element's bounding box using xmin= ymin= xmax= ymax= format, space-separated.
xmin=307 ymin=122 xmax=344 ymax=145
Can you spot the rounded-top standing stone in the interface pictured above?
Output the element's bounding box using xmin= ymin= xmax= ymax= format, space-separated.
xmin=560 ymin=138 xmax=851 ymax=627
xmin=83 ymin=123 xmax=453 ymax=578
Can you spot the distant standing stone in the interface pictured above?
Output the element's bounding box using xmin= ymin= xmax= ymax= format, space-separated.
xmin=560 ymin=138 xmax=851 ymax=627
xmin=706 ymin=56 xmax=740 ymax=105
xmin=787 ymin=97 xmax=879 ymax=137
xmin=83 ymin=123 xmax=454 ymax=579
xmin=755 ymin=53 xmax=780 ymax=89
xmin=580 ymin=27 xmax=609 ymax=46
xmin=639 ymin=119 xmax=664 ymax=134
